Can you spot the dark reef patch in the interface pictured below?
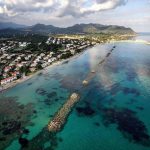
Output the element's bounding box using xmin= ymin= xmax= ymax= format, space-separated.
xmin=109 ymin=83 xmax=122 ymax=95
xmin=0 ymin=96 xmax=34 ymax=150
xmin=36 ymin=90 xmax=59 ymax=105
xmin=47 ymin=92 xmax=57 ymax=98
xmin=22 ymin=128 xmax=30 ymax=134
xmin=44 ymin=98 xmax=53 ymax=106
xmin=126 ymin=70 xmax=137 ymax=81
xmin=33 ymin=110 xmax=37 ymax=114
xmin=19 ymin=137 xmax=29 ymax=148
xmin=2 ymin=120 xmax=21 ymax=135
xmin=94 ymin=122 xmax=100 ymax=127
xmin=22 ymin=127 xmax=61 ymax=150
xmin=102 ymin=107 xmax=150 ymax=146
xmin=36 ymin=88 xmax=47 ymax=96
xmin=126 ymin=99 xmax=138 ymax=105
xmin=122 ymin=87 xmax=140 ymax=96
xmin=136 ymin=106 xmax=144 ymax=111
xmin=76 ymin=105 xmax=95 ymax=117
xmin=107 ymin=98 xmax=116 ymax=105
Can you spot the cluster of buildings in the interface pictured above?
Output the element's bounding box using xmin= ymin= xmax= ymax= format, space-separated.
xmin=0 ymin=36 xmax=95 ymax=86
xmin=47 ymin=37 xmax=95 ymax=54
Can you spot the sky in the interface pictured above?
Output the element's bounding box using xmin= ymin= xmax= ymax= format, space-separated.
xmin=0 ymin=0 xmax=150 ymax=32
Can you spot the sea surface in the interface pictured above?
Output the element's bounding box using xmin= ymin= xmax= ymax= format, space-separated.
xmin=0 ymin=34 xmax=150 ymax=150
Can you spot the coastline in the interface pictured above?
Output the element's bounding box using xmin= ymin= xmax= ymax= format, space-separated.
xmin=1 ymin=37 xmax=147 ymax=93
xmin=0 ymin=60 xmax=63 ymax=93
xmin=0 ymin=45 xmax=95 ymax=93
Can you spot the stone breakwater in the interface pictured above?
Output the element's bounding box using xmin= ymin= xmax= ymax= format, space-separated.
xmin=83 ymin=46 xmax=116 ymax=86
xmin=48 ymin=93 xmax=80 ymax=132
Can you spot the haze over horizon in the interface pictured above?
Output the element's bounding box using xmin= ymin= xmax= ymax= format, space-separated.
xmin=0 ymin=0 xmax=150 ymax=32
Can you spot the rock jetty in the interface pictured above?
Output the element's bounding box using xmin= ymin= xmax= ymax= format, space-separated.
xmin=48 ymin=93 xmax=80 ymax=132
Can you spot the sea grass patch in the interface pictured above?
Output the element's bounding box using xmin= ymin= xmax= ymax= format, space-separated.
xmin=102 ymin=107 xmax=150 ymax=147
xmin=36 ymin=88 xmax=47 ymax=96
xmin=0 ymin=96 xmax=34 ymax=150
xmin=22 ymin=127 xmax=61 ymax=150
xmin=122 ymin=87 xmax=140 ymax=97
xmin=76 ymin=105 xmax=95 ymax=117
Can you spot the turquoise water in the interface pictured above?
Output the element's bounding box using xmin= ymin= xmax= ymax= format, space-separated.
xmin=0 ymin=36 xmax=150 ymax=150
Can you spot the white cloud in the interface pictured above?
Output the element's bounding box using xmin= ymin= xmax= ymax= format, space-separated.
xmin=0 ymin=0 xmax=149 ymax=32
xmin=0 ymin=0 xmax=127 ymax=17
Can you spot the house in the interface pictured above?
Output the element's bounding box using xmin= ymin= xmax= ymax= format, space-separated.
xmin=19 ymin=42 xmax=27 ymax=47
xmin=10 ymin=71 xmax=20 ymax=77
xmin=4 ymin=66 xmax=12 ymax=72
xmin=16 ymin=63 xmax=23 ymax=68
xmin=29 ymin=67 xmax=36 ymax=72
xmin=40 ymin=53 xmax=45 ymax=57
xmin=30 ymin=62 xmax=37 ymax=67
xmin=1 ymin=76 xmax=17 ymax=85
xmin=70 ymin=50 xmax=75 ymax=55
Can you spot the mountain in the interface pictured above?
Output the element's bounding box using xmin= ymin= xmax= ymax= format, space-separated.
xmin=24 ymin=24 xmax=60 ymax=34
xmin=0 ymin=22 xmax=26 ymax=30
xmin=0 ymin=23 xmax=135 ymax=37
xmin=25 ymin=23 xmax=135 ymax=35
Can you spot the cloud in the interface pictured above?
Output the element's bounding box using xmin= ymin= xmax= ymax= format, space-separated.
xmin=0 ymin=0 xmax=128 ymax=18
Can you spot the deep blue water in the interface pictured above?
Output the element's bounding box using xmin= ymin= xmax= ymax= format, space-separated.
xmin=0 ymin=36 xmax=150 ymax=150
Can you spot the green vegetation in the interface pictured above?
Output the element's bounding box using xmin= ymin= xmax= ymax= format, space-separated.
xmin=19 ymin=66 xmax=31 ymax=75
xmin=15 ymin=34 xmax=48 ymax=43
xmin=60 ymin=52 xmax=73 ymax=59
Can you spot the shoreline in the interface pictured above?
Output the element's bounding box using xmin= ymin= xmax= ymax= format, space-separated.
xmin=0 ymin=60 xmax=65 ymax=93
xmin=0 ymin=45 xmax=95 ymax=93
xmin=1 ymin=38 xmax=147 ymax=93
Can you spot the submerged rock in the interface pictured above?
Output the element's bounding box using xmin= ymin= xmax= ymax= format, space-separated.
xmin=47 ymin=92 xmax=57 ymax=98
xmin=122 ymin=87 xmax=140 ymax=96
xmin=0 ymin=96 xmax=34 ymax=150
xmin=36 ymin=88 xmax=47 ymax=96
xmin=22 ymin=128 xmax=30 ymax=134
xmin=102 ymin=107 xmax=150 ymax=146
xmin=76 ymin=105 xmax=95 ymax=116
xmin=94 ymin=122 xmax=100 ymax=127
xmin=2 ymin=120 xmax=21 ymax=135
xmin=19 ymin=137 xmax=29 ymax=148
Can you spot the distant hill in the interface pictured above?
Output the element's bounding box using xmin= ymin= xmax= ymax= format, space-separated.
xmin=0 ymin=22 xmax=26 ymax=30
xmin=0 ymin=23 xmax=135 ymax=37
xmin=24 ymin=23 xmax=135 ymax=35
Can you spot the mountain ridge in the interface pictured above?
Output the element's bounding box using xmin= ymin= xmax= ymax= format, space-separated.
xmin=0 ymin=22 xmax=26 ymax=30
xmin=25 ymin=23 xmax=136 ymax=35
xmin=0 ymin=22 xmax=136 ymax=36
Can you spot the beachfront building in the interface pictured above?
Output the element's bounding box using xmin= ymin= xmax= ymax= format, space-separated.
xmin=0 ymin=76 xmax=17 ymax=85
xmin=4 ymin=66 xmax=12 ymax=72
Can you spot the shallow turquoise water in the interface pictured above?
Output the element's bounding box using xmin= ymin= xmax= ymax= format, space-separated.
xmin=0 ymin=37 xmax=150 ymax=150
